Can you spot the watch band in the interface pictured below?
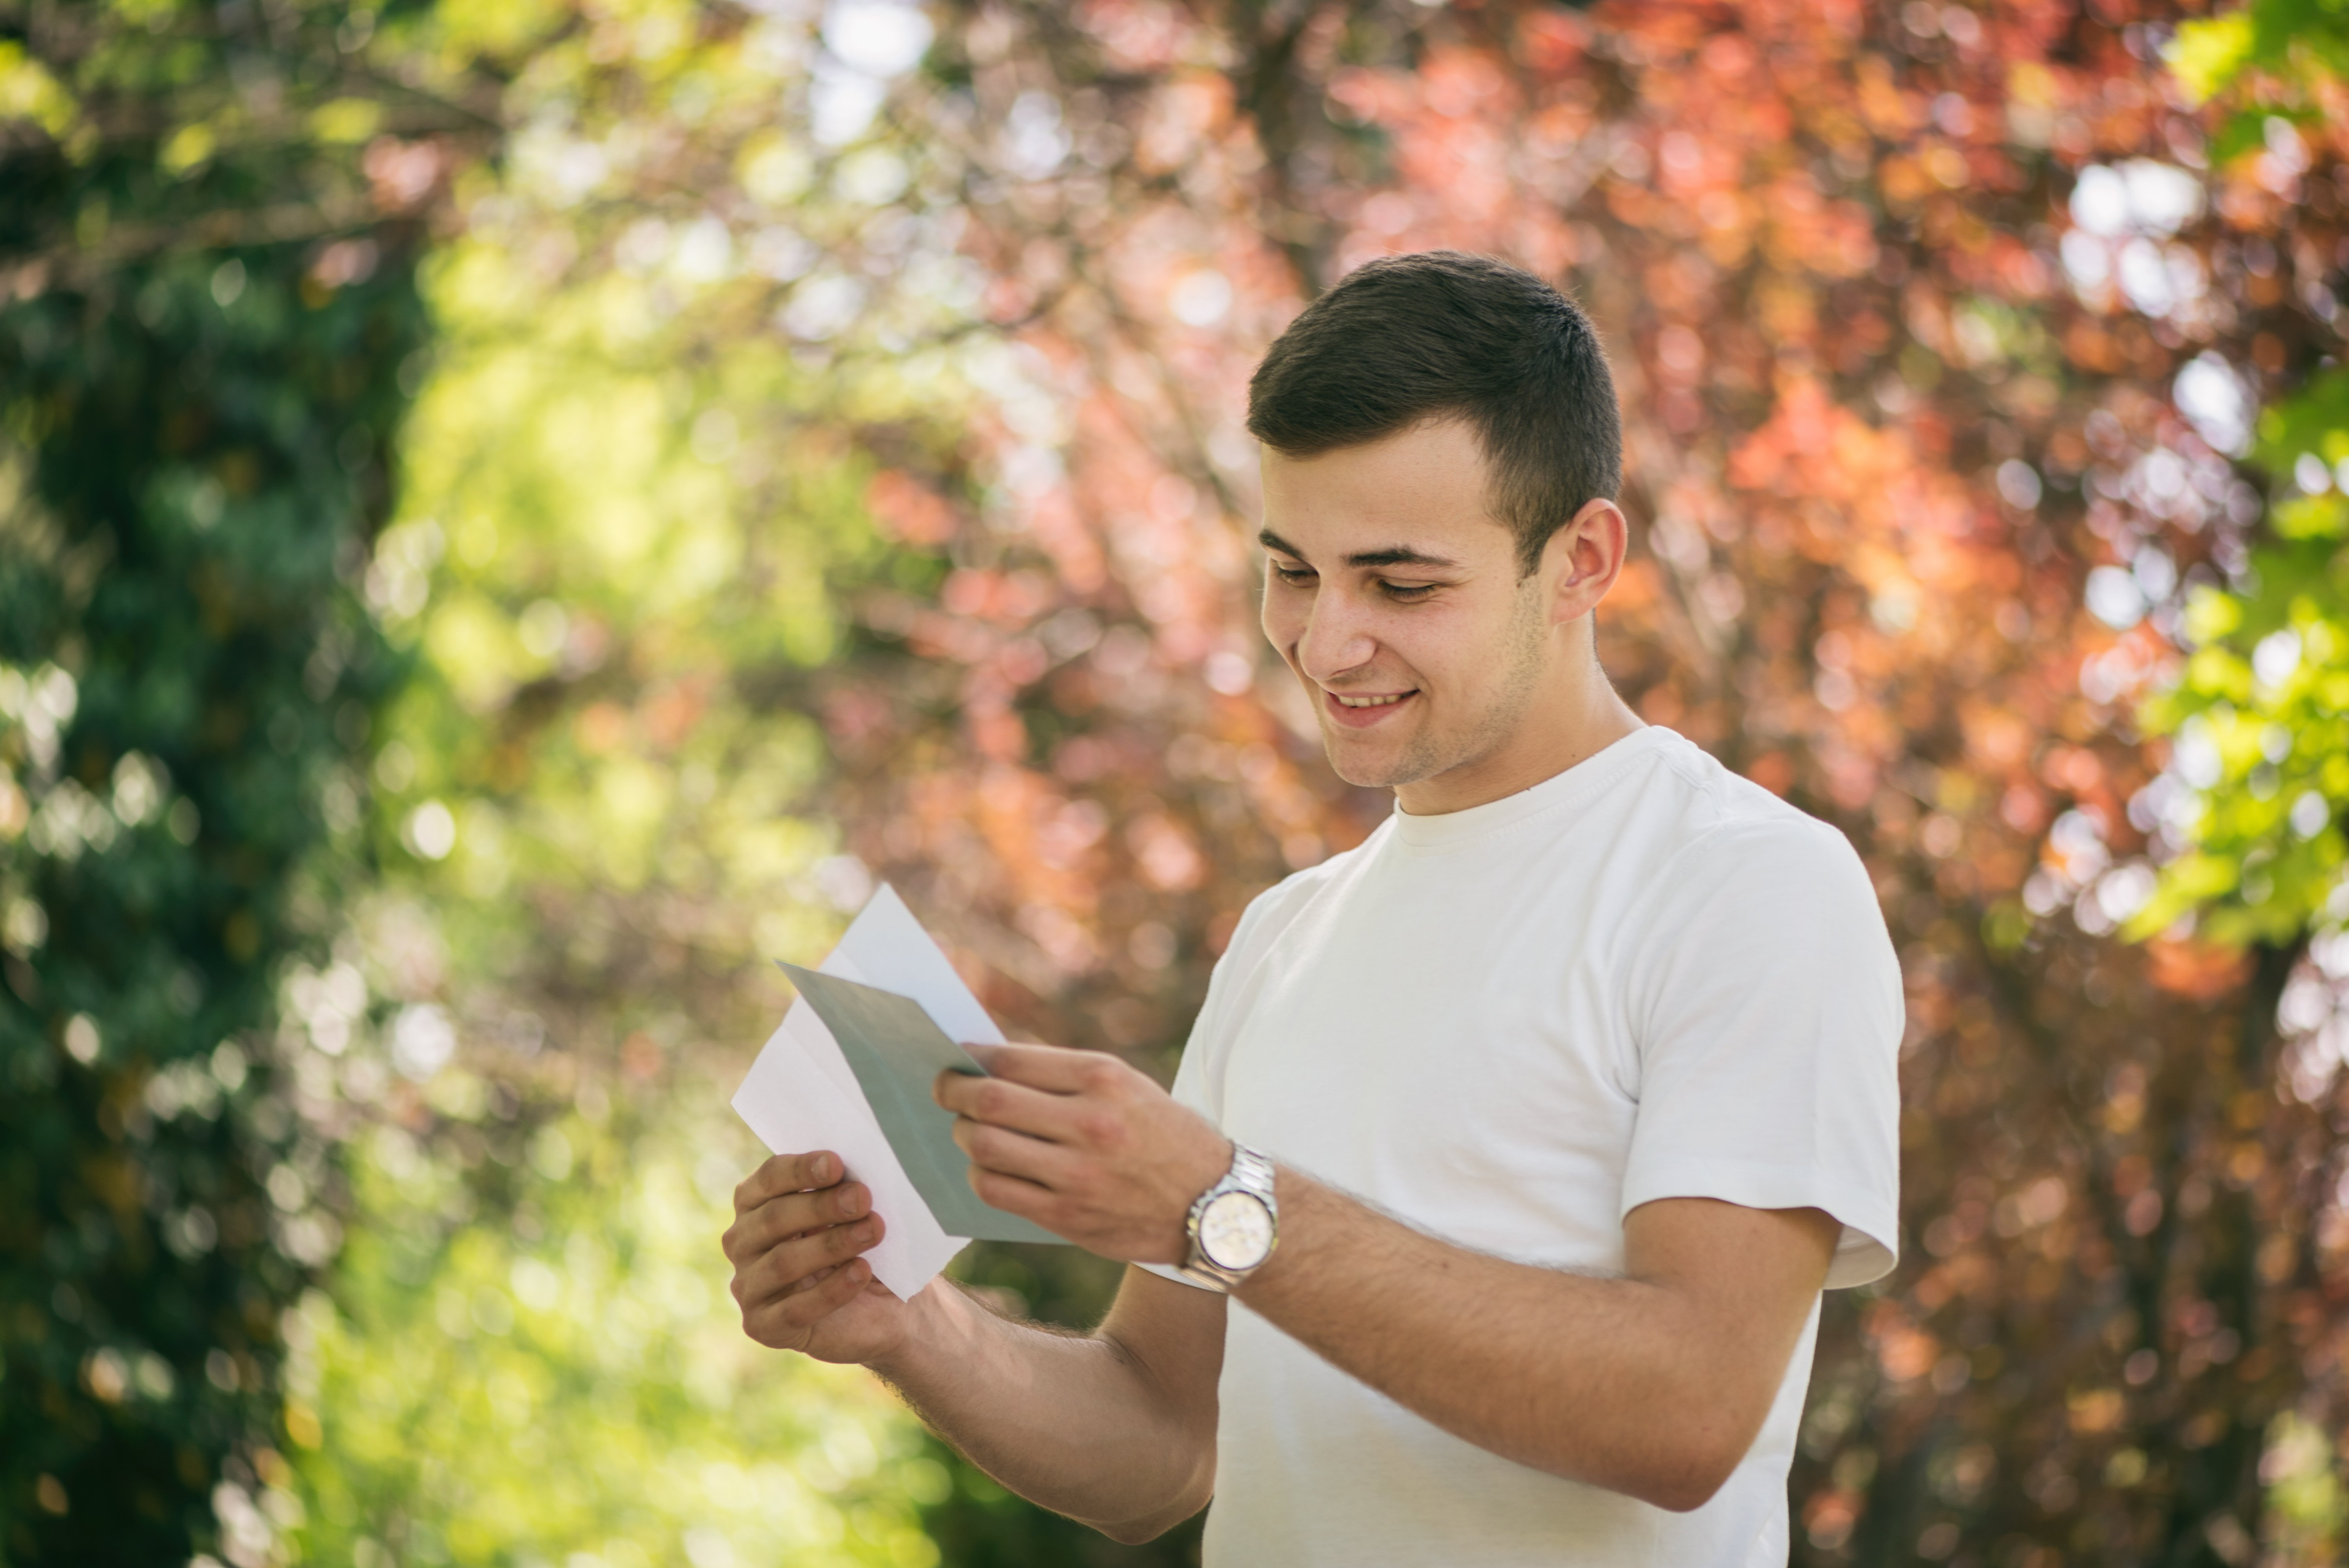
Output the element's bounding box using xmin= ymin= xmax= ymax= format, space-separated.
xmin=1180 ymin=1142 xmax=1280 ymax=1292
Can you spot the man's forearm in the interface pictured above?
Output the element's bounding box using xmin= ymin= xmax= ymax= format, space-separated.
xmin=1234 ymin=1170 xmax=1833 ymax=1511
xmin=869 ymin=1279 xmax=1215 ymax=1540
xmin=924 ymin=1029 xmax=1840 ymax=1514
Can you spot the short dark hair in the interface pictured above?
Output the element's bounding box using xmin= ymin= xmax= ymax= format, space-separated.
xmin=1246 ymin=251 xmax=1622 ymax=576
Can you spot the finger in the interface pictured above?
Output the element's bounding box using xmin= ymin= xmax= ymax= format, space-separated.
xmin=726 ymin=1183 xmax=870 ymax=1262
xmin=725 ymin=1186 xmax=861 ymax=1267
xmin=738 ymin=1216 xmax=885 ymax=1308
xmin=962 ymin=1042 xmax=1116 ymax=1093
xmin=934 ymin=1071 xmax=1093 ymax=1141
xmin=748 ymin=1257 xmax=873 ymax=1342
xmin=734 ymin=1151 xmax=842 ymax=1213
xmin=968 ymin=1163 xmax=1061 ymax=1228
xmin=740 ymin=1231 xmax=873 ymax=1317
xmin=953 ymin=1117 xmax=1083 ymax=1187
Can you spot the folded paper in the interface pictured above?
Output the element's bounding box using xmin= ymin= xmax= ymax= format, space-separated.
xmin=731 ymin=886 xmax=1065 ymax=1299
xmin=776 ymin=965 xmax=1061 ymax=1245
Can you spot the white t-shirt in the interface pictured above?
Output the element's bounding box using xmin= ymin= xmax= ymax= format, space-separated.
xmin=1155 ymin=724 xmax=1902 ymax=1568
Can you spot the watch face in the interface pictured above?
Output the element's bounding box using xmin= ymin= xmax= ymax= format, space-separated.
xmin=1199 ymin=1190 xmax=1274 ymax=1271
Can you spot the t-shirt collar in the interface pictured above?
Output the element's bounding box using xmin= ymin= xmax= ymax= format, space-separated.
xmin=1387 ymin=725 xmax=1678 ymax=850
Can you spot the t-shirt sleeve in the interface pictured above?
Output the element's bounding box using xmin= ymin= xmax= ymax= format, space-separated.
xmin=1617 ymin=816 xmax=1903 ymax=1289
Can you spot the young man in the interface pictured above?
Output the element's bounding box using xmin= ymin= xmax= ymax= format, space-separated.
xmin=723 ymin=251 xmax=1902 ymax=1566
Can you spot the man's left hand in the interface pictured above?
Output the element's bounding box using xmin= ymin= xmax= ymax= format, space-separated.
xmin=934 ymin=1044 xmax=1232 ymax=1264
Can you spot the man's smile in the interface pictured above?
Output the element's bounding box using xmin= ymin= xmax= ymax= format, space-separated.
xmin=1322 ymin=688 xmax=1420 ymax=727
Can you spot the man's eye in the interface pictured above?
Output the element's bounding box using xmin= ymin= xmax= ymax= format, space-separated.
xmin=1271 ymin=564 xmax=1315 ymax=585
xmin=1381 ymin=581 xmax=1437 ymax=602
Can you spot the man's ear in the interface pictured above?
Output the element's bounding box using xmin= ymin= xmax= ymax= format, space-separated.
xmin=1542 ymin=499 xmax=1630 ymax=629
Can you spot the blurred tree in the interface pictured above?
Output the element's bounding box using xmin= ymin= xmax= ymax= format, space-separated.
xmin=782 ymin=0 xmax=2349 ymax=1563
xmin=0 ymin=2 xmax=491 ymax=1561
xmin=53 ymin=3 xmax=2330 ymax=1568
xmin=2130 ymin=4 xmax=2349 ymax=1555
xmin=256 ymin=2 xmax=1045 ymax=1563
xmin=327 ymin=0 xmax=2349 ymax=1561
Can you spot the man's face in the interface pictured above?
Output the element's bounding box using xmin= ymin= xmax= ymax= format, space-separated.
xmin=1257 ymin=419 xmax=1571 ymax=803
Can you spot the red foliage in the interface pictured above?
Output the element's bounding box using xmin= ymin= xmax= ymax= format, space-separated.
xmin=803 ymin=2 xmax=2349 ymax=1559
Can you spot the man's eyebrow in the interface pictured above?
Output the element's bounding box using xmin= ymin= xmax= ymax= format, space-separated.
xmin=1345 ymin=544 xmax=1459 ymax=570
xmin=1256 ymin=529 xmax=1461 ymax=572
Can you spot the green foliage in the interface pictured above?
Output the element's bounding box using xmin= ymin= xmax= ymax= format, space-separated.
xmin=364 ymin=229 xmax=882 ymax=950
xmin=2171 ymin=0 xmax=2349 ymax=166
xmin=2137 ymin=0 xmax=2349 ymax=948
xmin=0 ymin=240 xmax=418 ymax=1561
xmin=0 ymin=131 xmax=421 ymax=1568
xmin=2170 ymin=0 xmax=2349 ymax=105
xmin=269 ymin=0 xmax=1208 ymax=1530
xmin=269 ymin=10 xmax=1042 ymax=1555
xmin=0 ymin=3 xmax=471 ymax=1559
xmin=2134 ymin=373 xmax=2349 ymax=944
xmin=283 ymin=1087 xmax=943 ymax=1568
xmin=267 ymin=235 xmax=1175 ymax=1556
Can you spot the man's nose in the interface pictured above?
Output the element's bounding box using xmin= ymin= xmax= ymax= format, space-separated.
xmin=1296 ymin=592 xmax=1376 ymax=685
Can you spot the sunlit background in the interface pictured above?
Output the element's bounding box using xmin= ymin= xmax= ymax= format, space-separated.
xmin=6 ymin=0 xmax=2349 ymax=1564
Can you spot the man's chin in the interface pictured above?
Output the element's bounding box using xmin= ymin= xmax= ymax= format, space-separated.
xmin=1321 ymin=733 xmax=1432 ymax=792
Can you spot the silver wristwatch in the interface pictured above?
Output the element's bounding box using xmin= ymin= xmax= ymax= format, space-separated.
xmin=1180 ymin=1142 xmax=1279 ymax=1291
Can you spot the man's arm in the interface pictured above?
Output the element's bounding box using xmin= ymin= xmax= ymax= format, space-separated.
xmin=722 ymin=1152 xmax=1223 ymax=1543
xmin=878 ymin=1265 xmax=1224 ymax=1543
xmin=937 ymin=1045 xmax=1838 ymax=1512
xmin=1239 ymin=1177 xmax=1834 ymax=1509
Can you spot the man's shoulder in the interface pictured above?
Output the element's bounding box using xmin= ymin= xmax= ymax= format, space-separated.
xmin=1618 ymin=738 xmax=1898 ymax=1022
xmin=1631 ymin=733 xmax=1873 ymax=904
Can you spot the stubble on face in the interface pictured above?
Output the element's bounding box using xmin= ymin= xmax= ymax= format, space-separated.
xmin=1325 ymin=570 xmax=1552 ymax=793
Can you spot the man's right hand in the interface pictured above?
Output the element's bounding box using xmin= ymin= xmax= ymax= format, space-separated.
xmin=724 ymin=1151 xmax=912 ymax=1365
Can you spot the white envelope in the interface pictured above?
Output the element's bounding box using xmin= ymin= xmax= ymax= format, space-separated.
xmin=731 ymin=885 xmax=1005 ymax=1299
